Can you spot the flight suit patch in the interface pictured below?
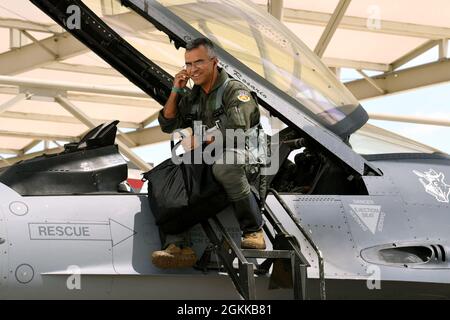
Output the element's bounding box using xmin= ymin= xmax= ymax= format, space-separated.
xmin=237 ymin=90 xmax=251 ymax=103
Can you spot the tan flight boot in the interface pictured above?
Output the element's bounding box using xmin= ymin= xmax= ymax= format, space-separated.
xmin=151 ymin=244 xmax=197 ymax=269
xmin=241 ymin=230 xmax=266 ymax=249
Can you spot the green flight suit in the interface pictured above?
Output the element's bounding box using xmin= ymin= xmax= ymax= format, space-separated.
xmin=158 ymin=68 xmax=261 ymax=201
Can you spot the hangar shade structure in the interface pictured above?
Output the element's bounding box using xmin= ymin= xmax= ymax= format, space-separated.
xmin=0 ymin=0 xmax=446 ymax=168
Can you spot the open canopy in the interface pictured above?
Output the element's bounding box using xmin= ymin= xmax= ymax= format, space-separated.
xmin=83 ymin=0 xmax=366 ymax=136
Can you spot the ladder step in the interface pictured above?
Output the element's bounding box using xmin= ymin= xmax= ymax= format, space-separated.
xmin=201 ymin=215 xmax=310 ymax=300
xmin=241 ymin=249 xmax=294 ymax=259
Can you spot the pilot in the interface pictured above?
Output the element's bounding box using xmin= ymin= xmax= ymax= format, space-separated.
xmin=152 ymin=37 xmax=265 ymax=269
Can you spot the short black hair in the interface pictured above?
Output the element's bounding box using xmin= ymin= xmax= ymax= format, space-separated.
xmin=185 ymin=37 xmax=216 ymax=58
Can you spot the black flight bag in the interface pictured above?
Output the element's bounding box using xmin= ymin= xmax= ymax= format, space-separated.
xmin=143 ymin=149 xmax=228 ymax=234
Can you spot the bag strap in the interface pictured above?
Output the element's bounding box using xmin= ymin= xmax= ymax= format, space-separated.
xmin=214 ymin=77 xmax=232 ymax=111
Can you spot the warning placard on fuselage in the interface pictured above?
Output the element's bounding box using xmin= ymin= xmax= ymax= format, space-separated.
xmin=28 ymin=223 xmax=111 ymax=241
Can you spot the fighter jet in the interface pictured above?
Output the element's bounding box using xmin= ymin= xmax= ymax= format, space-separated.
xmin=0 ymin=0 xmax=449 ymax=299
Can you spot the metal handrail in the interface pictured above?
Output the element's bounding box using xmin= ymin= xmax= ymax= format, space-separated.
xmin=266 ymin=188 xmax=326 ymax=300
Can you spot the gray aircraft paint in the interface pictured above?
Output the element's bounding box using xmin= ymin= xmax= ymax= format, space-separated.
xmin=0 ymin=206 xmax=7 ymax=289
xmin=2 ymin=153 xmax=450 ymax=299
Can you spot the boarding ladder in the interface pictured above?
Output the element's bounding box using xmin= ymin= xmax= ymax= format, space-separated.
xmin=197 ymin=188 xmax=326 ymax=300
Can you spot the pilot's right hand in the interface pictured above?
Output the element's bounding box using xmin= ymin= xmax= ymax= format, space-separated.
xmin=174 ymin=70 xmax=190 ymax=89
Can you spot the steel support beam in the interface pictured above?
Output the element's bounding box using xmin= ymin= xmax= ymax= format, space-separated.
xmin=141 ymin=110 xmax=161 ymax=128
xmin=0 ymin=111 xmax=141 ymax=129
xmin=125 ymin=126 xmax=170 ymax=146
xmin=21 ymin=140 xmax=42 ymax=155
xmin=322 ymin=57 xmax=391 ymax=72
xmin=346 ymin=58 xmax=450 ymax=100
xmin=42 ymin=60 xmax=177 ymax=89
xmin=0 ymin=93 xmax=28 ymax=114
xmin=0 ymin=33 xmax=87 ymax=75
xmin=0 ymin=86 xmax=157 ymax=112
xmin=369 ymin=113 xmax=450 ymax=127
xmin=43 ymin=62 xmax=122 ymax=77
xmin=268 ymin=0 xmax=284 ymax=21
xmin=0 ymin=130 xmax=77 ymax=141
xmin=9 ymin=28 xmax=30 ymax=49
xmin=314 ymin=0 xmax=351 ymax=57
xmin=391 ymin=40 xmax=439 ymax=70
xmin=439 ymin=39 xmax=449 ymax=60
xmin=67 ymin=93 xmax=155 ymax=109
xmin=0 ymin=149 xmax=18 ymax=155
xmin=0 ymin=18 xmax=61 ymax=33
xmin=0 ymin=75 xmax=148 ymax=98
xmin=329 ymin=67 xmax=341 ymax=79
xmin=356 ymin=70 xmax=385 ymax=94
xmin=21 ymin=30 xmax=58 ymax=59
xmin=117 ymin=129 xmax=138 ymax=147
xmin=279 ymin=7 xmax=450 ymax=39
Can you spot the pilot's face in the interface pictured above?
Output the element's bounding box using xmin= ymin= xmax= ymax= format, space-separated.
xmin=184 ymin=46 xmax=217 ymax=86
